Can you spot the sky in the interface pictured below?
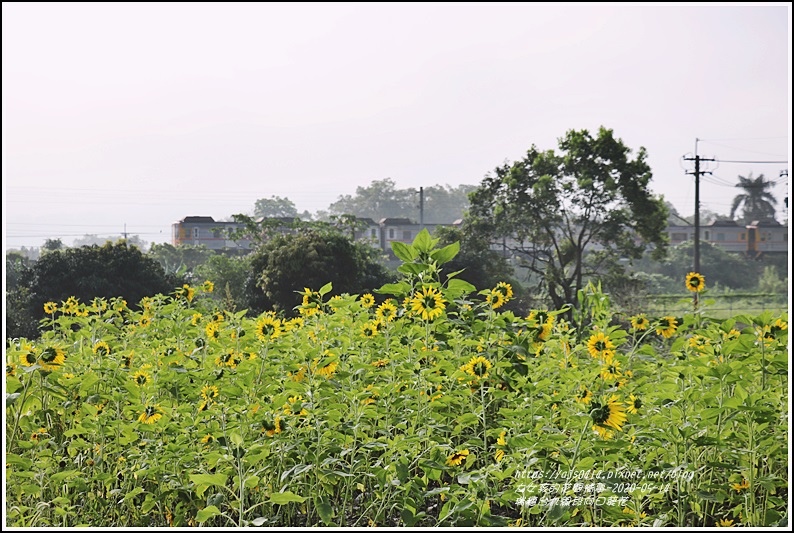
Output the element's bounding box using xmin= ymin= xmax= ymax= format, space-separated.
xmin=3 ymin=2 xmax=791 ymax=250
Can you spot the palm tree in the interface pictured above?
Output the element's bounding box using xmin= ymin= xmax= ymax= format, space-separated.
xmin=729 ymin=173 xmax=777 ymax=223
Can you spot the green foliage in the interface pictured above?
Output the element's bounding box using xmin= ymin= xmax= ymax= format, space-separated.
xmin=757 ymin=265 xmax=785 ymax=294
xmin=253 ymin=195 xmax=312 ymax=220
xmin=465 ymin=126 xmax=669 ymax=314
xmin=149 ymin=243 xmax=216 ymax=277
xmin=246 ymin=229 xmax=393 ymax=315
xmin=193 ymin=254 xmax=252 ymax=312
xmin=7 ymin=241 xmax=180 ymax=339
xmin=730 ymin=173 xmax=777 ymax=224
xmin=4 ymin=239 xmax=788 ymax=527
xmin=326 ymin=178 xmax=474 ymax=223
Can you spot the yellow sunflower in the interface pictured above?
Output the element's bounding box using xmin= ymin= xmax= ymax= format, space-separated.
xmin=575 ymin=385 xmax=593 ymax=405
xmin=360 ymin=293 xmax=376 ymax=308
xmin=591 ymin=395 xmax=627 ymax=432
xmin=375 ymin=300 xmax=398 ymax=322
xmin=43 ymin=301 xmax=58 ymax=315
xmin=626 ymin=394 xmax=642 ymax=414
xmin=655 ymin=316 xmax=678 ymax=339
xmin=460 ymin=355 xmax=493 ymax=380
xmin=39 ymin=346 xmax=66 ymax=371
xmin=132 ymin=369 xmax=152 ymax=387
xmin=630 ymin=314 xmax=649 ymax=331
xmin=138 ymin=404 xmax=163 ymax=425
xmin=410 ymin=286 xmax=446 ymax=321
xmin=255 ymin=313 xmax=282 ymax=342
xmin=685 ymin=272 xmax=705 ymax=293
xmin=92 ymin=341 xmax=111 ymax=357
xmin=446 ymin=449 xmax=469 ymax=467
xmin=202 ymin=280 xmax=214 ymax=293
xmin=586 ymin=331 xmax=615 ymax=359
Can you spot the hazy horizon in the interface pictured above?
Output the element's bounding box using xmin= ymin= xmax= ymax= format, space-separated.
xmin=3 ymin=3 xmax=791 ymax=250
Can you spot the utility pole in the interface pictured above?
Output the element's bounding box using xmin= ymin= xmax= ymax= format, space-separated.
xmin=123 ymin=223 xmax=128 ymax=240
xmin=683 ymin=139 xmax=715 ymax=274
xmin=419 ymin=187 xmax=424 ymax=229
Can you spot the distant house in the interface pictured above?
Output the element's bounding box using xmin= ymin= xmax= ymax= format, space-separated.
xmin=171 ymin=215 xmax=787 ymax=257
xmin=171 ymin=216 xmax=253 ymax=250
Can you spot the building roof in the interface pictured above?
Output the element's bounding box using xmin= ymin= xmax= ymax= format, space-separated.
xmin=179 ymin=216 xmax=216 ymax=223
xmin=379 ymin=217 xmax=415 ymax=225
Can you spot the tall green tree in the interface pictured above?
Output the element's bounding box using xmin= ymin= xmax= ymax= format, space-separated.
xmin=245 ymin=228 xmax=393 ymax=315
xmin=466 ymin=126 xmax=669 ymax=313
xmin=729 ymin=172 xmax=777 ymax=223
xmin=7 ymin=242 xmax=181 ymax=340
xmin=253 ymin=195 xmax=312 ymax=220
xmin=327 ymin=178 xmax=417 ymax=220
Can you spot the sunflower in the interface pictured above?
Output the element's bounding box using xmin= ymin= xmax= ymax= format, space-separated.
xmin=575 ymin=386 xmax=593 ymax=405
xmin=132 ymin=369 xmax=152 ymax=387
xmin=138 ymin=404 xmax=163 ymax=425
xmin=685 ymin=272 xmax=705 ymax=293
xmin=202 ymin=280 xmax=214 ymax=293
xmin=180 ymin=284 xmax=195 ymax=302
xmin=461 ymin=355 xmax=493 ymax=380
xmin=314 ymin=358 xmax=338 ymax=379
xmin=371 ymin=358 xmax=389 ymax=368
xmin=201 ymin=384 xmax=219 ymax=402
xmin=446 ymin=449 xmax=470 ymax=467
xmin=360 ymin=293 xmax=376 ymax=308
xmin=122 ymin=351 xmax=134 ymax=368
xmin=201 ymin=434 xmax=214 ymax=444
xmin=587 ymin=331 xmax=615 ymax=359
xmin=626 ymin=394 xmax=642 ymax=414
xmin=215 ymin=350 xmax=242 ymax=369
xmin=600 ymin=355 xmax=622 ymax=382
xmin=716 ymin=519 xmax=734 ymax=527
xmin=112 ymin=298 xmax=128 ymax=313
xmin=92 ymin=341 xmax=111 ymax=357
xmin=410 ymin=286 xmax=446 ymax=321
xmin=205 ymin=321 xmax=221 ymax=340
xmin=494 ymin=281 xmax=514 ymax=301
xmin=375 ymin=300 xmax=398 ymax=322
xmin=139 ymin=316 xmax=151 ymax=328
xmin=6 ymin=363 xmax=16 ymax=377
xmin=526 ymin=311 xmax=555 ymax=342
xmin=255 ymin=313 xmax=282 ymax=342
xmin=688 ymin=335 xmax=711 ymax=352
xmin=730 ymin=478 xmax=749 ymax=492
xmin=44 ymin=301 xmax=58 ymax=315
xmin=282 ymin=395 xmax=309 ymax=417
xmin=655 ymin=316 xmax=678 ymax=339
xmin=495 ymin=430 xmax=507 ymax=462
xmin=361 ymin=321 xmax=380 ymax=338
xmin=20 ymin=344 xmax=38 ymax=367
xmin=62 ymin=296 xmax=80 ymax=315
xmin=191 ymin=313 xmax=202 ymax=326
xmin=591 ymin=395 xmax=627 ymax=433
xmin=262 ymin=416 xmax=282 ymax=437
xmin=39 ymin=346 xmax=66 ymax=371
xmin=630 ymin=314 xmax=649 ymax=331
xmin=91 ymin=297 xmax=108 ymax=312
xmin=485 ymin=290 xmax=505 ymax=310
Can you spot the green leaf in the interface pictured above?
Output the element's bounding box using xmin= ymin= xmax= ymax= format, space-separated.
xmin=412 ymin=228 xmax=436 ymax=253
xmin=314 ymin=495 xmax=335 ymax=525
xmin=195 ymin=505 xmax=221 ymax=523
xmin=375 ymin=281 xmax=410 ymax=297
xmin=318 ymin=282 xmax=332 ymax=296
xmin=430 ymin=242 xmax=460 ymax=265
xmin=268 ymin=491 xmax=306 ymax=505
xmin=446 ymin=278 xmax=476 ymax=297
xmin=5 ymin=392 xmax=21 ymax=406
xmin=398 ymin=263 xmax=428 ymax=276
xmin=391 ymin=241 xmax=417 ymax=263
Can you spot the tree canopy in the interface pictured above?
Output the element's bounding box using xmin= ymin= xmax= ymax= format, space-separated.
xmin=7 ymin=242 xmax=180 ymax=339
xmin=730 ymin=172 xmax=777 ymax=223
xmin=326 ymin=179 xmax=474 ymax=223
xmin=245 ymin=228 xmax=393 ymax=315
xmin=466 ymin=126 xmax=669 ymax=312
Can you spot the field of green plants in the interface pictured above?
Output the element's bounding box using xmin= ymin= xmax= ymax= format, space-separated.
xmin=5 ymin=231 xmax=789 ymax=527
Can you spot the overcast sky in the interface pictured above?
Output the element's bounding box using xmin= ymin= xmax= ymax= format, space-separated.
xmin=3 ymin=2 xmax=791 ymax=250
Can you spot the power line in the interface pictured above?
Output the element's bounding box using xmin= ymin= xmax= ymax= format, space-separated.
xmin=715 ymin=159 xmax=788 ymax=164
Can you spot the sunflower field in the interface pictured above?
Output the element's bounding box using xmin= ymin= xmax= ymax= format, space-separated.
xmin=5 ymin=230 xmax=789 ymax=527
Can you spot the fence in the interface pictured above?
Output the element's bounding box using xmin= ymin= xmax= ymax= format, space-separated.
xmin=636 ymin=292 xmax=789 ymax=317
